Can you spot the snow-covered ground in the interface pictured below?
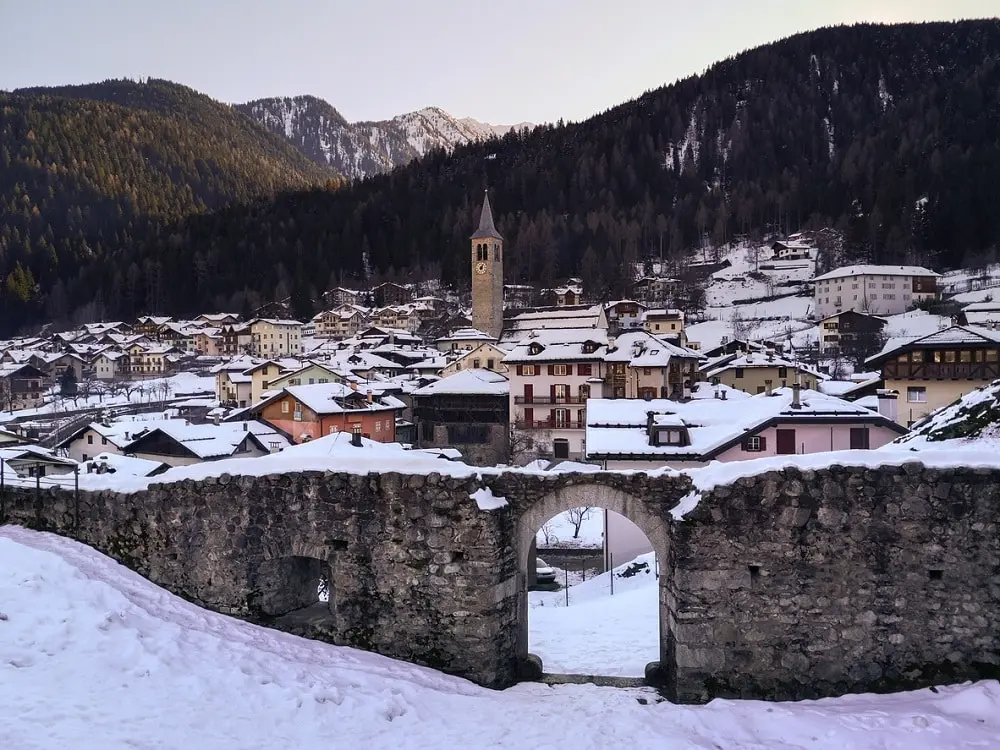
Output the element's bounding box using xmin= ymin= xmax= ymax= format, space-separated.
xmin=536 ymin=507 xmax=604 ymax=549
xmin=1 ymin=372 xmax=214 ymax=421
xmin=529 ymin=553 xmax=659 ymax=676
xmin=3 ymin=527 xmax=999 ymax=749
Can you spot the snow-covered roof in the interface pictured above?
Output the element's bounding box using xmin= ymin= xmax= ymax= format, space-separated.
xmin=80 ymin=452 xmax=168 ymax=477
xmin=604 ymin=331 xmax=702 ymax=365
xmin=412 ymin=369 xmax=509 ymax=396
xmin=435 ymin=327 xmax=495 ymax=343
xmin=812 ymin=265 xmax=940 ymax=282
xmin=275 ymin=383 xmax=400 ymax=415
xmin=702 ymin=352 xmax=827 ymax=380
xmin=503 ymin=328 xmax=609 ymax=363
xmin=585 ymin=388 xmax=898 ymax=460
xmin=126 ymin=421 xmax=290 ymax=460
xmin=867 ymin=325 xmax=1000 ymax=364
xmin=503 ymin=304 xmax=606 ymax=335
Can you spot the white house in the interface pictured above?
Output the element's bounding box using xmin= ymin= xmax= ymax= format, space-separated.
xmin=812 ymin=265 xmax=940 ymax=319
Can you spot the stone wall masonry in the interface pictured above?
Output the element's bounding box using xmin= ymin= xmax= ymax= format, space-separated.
xmin=673 ymin=462 xmax=1000 ymax=702
xmin=2 ymin=460 xmax=1000 ymax=703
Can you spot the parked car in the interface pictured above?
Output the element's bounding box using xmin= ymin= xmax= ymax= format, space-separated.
xmin=535 ymin=558 xmax=556 ymax=585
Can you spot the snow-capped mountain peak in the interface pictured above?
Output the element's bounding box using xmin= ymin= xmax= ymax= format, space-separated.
xmin=236 ymin=97 xmax=533 ymax=180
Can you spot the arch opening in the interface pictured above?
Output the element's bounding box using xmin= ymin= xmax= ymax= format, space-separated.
xmin=250 ymin=554 xmax=337 ymax=640
xmin=514 ymin=485 xmax=673 ymax=685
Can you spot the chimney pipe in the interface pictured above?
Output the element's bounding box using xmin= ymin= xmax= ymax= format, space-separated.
xmin=367 ymin=389 xmax=373 ymax=404
xmin=876 ymin=388 xmax=898 ymax=422
xmin=791 ymin=382 xmax=801 ymax=409
xmin=351 ymin=426 xmax=363 ymax=447
xmin=721 ymin=390 xmax=727 ymax=400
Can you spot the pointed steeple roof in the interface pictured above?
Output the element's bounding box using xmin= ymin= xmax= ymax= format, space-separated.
xmin=470 ymin=190 xmax=503 ymax=241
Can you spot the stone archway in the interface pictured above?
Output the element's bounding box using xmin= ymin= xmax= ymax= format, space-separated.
xmin=250 ymin=540 xmax=340 ymax=642
xmin=513 ymin=483 xmax=674 ymax=683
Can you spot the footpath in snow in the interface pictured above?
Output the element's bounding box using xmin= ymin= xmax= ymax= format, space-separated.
xmin=2 ymin=527 xmax=999 ymax=749
xmin=529 ymin=553 xmax=659 ymax=676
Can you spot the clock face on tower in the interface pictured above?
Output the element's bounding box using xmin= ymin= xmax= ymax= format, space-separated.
xmin=475 ymin=261 xmax=488 ymax=275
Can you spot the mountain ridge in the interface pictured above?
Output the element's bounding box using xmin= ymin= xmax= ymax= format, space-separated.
xmin=235 ymin=96 xmax=534 ymax=179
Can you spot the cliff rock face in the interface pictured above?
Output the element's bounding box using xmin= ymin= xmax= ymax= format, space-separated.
xmin=236 ymin=96 xmax=532 ymax=179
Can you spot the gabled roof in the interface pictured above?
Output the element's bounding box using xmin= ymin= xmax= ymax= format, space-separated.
xmin=257 ymin=383 xmax=400 ymax=416
xmin=812 ymin=264 xmax=940 ymax=282
xmin=470 ymin=191 xmax=503 ymax=241
xmin=585 ymin=388 xmax=903 ymax=461
xmin=123 ymin=421 xmax=289 ymax=460
xmin=412 ymin=369 xmax=509 ymax=396
xmin=866 ymin=325 xmax=1000 ymax=365
xmin=604 ymin=330 xmax=702 ymax=365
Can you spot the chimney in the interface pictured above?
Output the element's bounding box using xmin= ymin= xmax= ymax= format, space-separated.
xmin=721 ymin=390 xmax=727 ymax=401
xmin=213 ymin=413 xmax=221 ymax=426
xmin=367 ymin=389 xmax=373 ymax=404
xmin=791 ymin=382 xmax=801 ymax=409
xmin=351 ymin=382 xmax=358 ymax=391
xmin=351 ymin=425 xmax=363 ymax=447
xmin=876 ymin=389 xmax=898 ymax=422
xmin=243 ymin=422 xmax=248 ymax=432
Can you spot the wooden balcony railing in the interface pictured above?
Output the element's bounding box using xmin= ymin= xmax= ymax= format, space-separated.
xmin=515 ymin=420 xmax=585 ymax=430
xmin=884 ymin=361 xmax=1000 ymax=380
xmin=513 ymin=395 xmax=587 ymax=405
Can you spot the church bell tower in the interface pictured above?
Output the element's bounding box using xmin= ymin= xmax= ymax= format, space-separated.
xmin=470 ymin=190 xmax=504 ymax=338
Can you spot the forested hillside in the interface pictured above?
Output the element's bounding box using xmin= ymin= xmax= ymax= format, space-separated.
xmin=0 ymin=79 xmax=337 ymax=330
xmin=3 ymin=21 xmax=1000 ymax=334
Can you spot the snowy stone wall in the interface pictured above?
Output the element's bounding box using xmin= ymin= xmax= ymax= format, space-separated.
xmin=673 ymin=462 xmax=1000 ymax=702
xmin=3 ymin=461 xmax=1000 ymax=703
xmin=0 ymin=471 xmax=520 ymax=688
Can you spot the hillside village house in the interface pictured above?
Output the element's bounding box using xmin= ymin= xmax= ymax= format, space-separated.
xmin=817 ymin=310 xmax=888 ymax=356
xmin=585 ymin=385 xmax=905 ymax=469
xmin=412 ymin=369 xmax=510 ymax=466
xmin=327 ymin=287 xmax=363 ymax=307
xmin=195 ymin=312 xmax=240 ymax=326
xmin=0 ymin=363 xmax=48 ymax=411
xmin=133 ymin=316 xmax=172 ymax=338
xmin=220 ymin=322 xmax=252 ymax=356
xmin=865 ymin=325 xmax=1000 ymax=426
xmin=435 ymin=328 xmax=497 ymax=352
xmin=212 ymin=357 xmax=256 ymax=407
xmin=251 ymin=382 xmax=403 ymax=444
xmin=504 ymin=329 xmax=609 ymax=460
xmin=545 ymin=283 xmax=583 ymax=307
xmin=126 ymin=343 xmax=177 ymax=377
xmin=267 ymin=362 xmax=349 ymax=390
xmin=123 ymin=420 xmax=290 ymax=467
xmin=312 ymin=308 xmax=368 ymax=339
xmin=370 ymin=281 xmax=412 ymax=306
xmin=91 ymin=350 xmax=127 ymax=380
xmin=605 ymin=300 xmax=647 ymax=332
xmin=55 ymin=417 xmax=191 ymax=462
xmin=771 ymin=238 xmax=815 ymax=260
xmin=439 ymin=342 xmax=509 ymax=376
xmin=702 ymin=351 xmax=824 ymax=394
xmin=812 ymin=264 xmax=940 ymax=319
xmin=631 ymin=276 xmax=678 ymax=305
xmin=500 ymin=304 xmax=609 ymax=345
xmin=604 ymin=331 xmax=702 ymax=399
xmin=250 ymin=319 xmax=303 ymax=357
xmin=958 ymin=302 xmax=1000 ymax=330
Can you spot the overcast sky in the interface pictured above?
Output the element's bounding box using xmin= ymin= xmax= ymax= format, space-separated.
xmin=1 ymin=1 xmax=994 ymax=124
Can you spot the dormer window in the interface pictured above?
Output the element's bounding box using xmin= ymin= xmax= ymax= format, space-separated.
xmin=529 ymin=343 xmax=543 ymax=355
xmin=650 ymin=426 xmax=689 ymax=447
xmin=582 ymin=341 xmax=597 ymax=354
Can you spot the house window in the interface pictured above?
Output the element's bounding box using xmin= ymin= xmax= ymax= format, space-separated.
xmin=553 ymin=364 xmax=568 ymax=376
xmin=643 ymin=368 xmax=651 ymax=376
xmin=907 ymin=387 xmax=927 ymax=403
xmin=553 ymin=438 xmax=570 ymax=459
xmin=487 ymin=358 xmax=495 ymax=369
xmin=473 ymin=359 xmax=481 ymax=368
xmin=777 ymin=367 xmax=787 ymax=378
xmin=87 ymin=435 xmax=93 ymax=444
xmin=523 ymin=365 xmax=536 ymax=376
xmin=756 ymin=386 xmax=766 ymax=394
xmin=101 ymin=437 xmax=107 ymax=445
xmin=328 ymin=426 xmax=338 ymax=435
xmin=293 ymin=407 xmax=303 ymax=421
xmin=578 ymin=363 xmax=593 ymax=376
xmin=282 ymin=401 xmax=289 ymax=413
xmin=850 ymin=428 xmax=870 ymax=450
xmin=743 ymin=436 xmax=763 ymax=452
xmin=734 ymin=368 xmax=744 ymax=379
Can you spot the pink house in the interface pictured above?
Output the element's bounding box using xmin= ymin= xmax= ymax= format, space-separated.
xmin=585 ymin=385 xmax=906 ymax=470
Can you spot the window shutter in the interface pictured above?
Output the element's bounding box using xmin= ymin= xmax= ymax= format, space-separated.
xmin=759 ymin=436 xmax=767 ymax=451
xmin=548 ymin=364 xmax=554 ymax=375
xmin=740 ymin=438 xmax=749 ymax=451
xmin=566 ymin=364 xmax=574 ymax=376
xmin=516 ymin=365 xmax=523 ymax=376
xmin=550 ymin=384 xmax=557 ymax=400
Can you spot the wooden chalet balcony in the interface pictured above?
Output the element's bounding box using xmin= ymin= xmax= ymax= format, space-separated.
xmin=513 ymin=395 xmax=587 ymax=405
xmin=884 ymin=361 xmax=1000 ymax=380
xmin=515 ymin=420 xmax=585 ymax=430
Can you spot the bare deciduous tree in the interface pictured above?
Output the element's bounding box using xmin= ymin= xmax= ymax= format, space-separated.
xmin=564 ymin=506 xmax=594 ymax=539
xmin=538 ymin=520 xmax=557 ymax=547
